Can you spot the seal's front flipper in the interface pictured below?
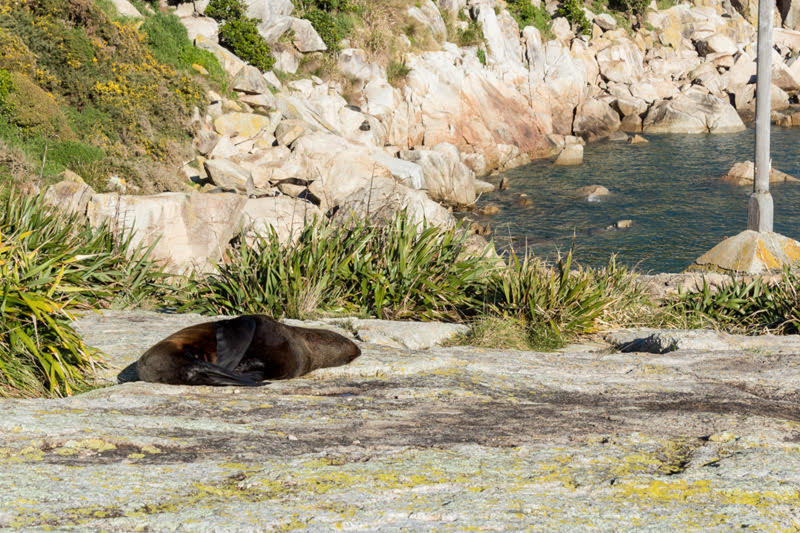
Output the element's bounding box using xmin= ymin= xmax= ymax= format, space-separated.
xmin=184 ymin=360 xmax=267 ymax=387
xmin=215 ymin=315 xmax=257 ymax=370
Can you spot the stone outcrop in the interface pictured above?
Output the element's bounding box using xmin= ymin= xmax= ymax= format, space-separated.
xmin=643 ymin=92 xmax=745 ymax=133
xmin=240 ymin=196 xmax=323 ymax=245
xmin=86 ymin=192 xmax=247 ymax=274
xmin=398 ymin=144 xmax=477 ymax=206
xmin=720 ymin=160 xmax=800 ymax=185
xmin=334 ymin=176 xmax=455 ymax=229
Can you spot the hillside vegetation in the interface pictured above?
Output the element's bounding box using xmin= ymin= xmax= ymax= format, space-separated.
xmin=0 ymin=0 xmax=223 ymax=193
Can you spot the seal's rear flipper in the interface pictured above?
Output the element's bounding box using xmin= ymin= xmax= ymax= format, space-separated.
xmin=215 ymin=316 xmax=257 ymax=370
xmin=184 ymin=360 xmax=267 ymax=387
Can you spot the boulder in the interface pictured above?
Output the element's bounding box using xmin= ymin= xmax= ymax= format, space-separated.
xmin=180 ymin=16 xmax=218 ymax=43
xmin=643 ymin=93 xmax=745 ymax=134
xmin=475 ymin=180 xmax=494 ymax=194
xmin=214 ymin=112 xmax=273 ymax=139
xmin=629 ymin=83 xmax=660 ymax=103
xmin=554 ymin=144 xmax=583 ymax=165
xmin=772 ymin=60 xmax=800 ymax=93
xmin=263 ymin=71 xmax=282 ymax=92
xmin=275 ymin=119 xmax=311 ymax=146
xmin=43 ymin=180 xmax=96 ymax=216
xmin=726 ymin=52 xmax=756 ymax=87
xmin=238 ymin=92 xmax=277 ymax=109
xmin=550 ymin=17 xmax=572 ymax=42
xmin=333 ymin=177 xmax=455 ymax=229
xmin=720 ymin=160 xmax=800 ymax=186
xmin=400 ymin=49 xmax=555 ymax=173
xmin=294 ymin=133 xmax=393 ymax=209
xmin=195 ymin=35 xmax=245 ymax=78
xmin=244 ymin=0 xmax=293 ymax=24
xmin=778 ymin=0 xmax=800 ymax=31
xmin=208 ymin=136 xmax=239 ymax=159
xmin=615 ymin=96 xmax=648 ymax=117
xmin=620 ymin=114 xmax=643 ymax=132
xmin=204 ymin=159 xmax=254 ymax=194
xmin=231 ymin=65 xmax=269 ymax=94
xmin=289 ymin=17 xmax=327 ymax=52
xmin=594 ymin=13 xmax=617 ymax=31
xmin=628 ymin=134 xmax=649 ymax=144
xmin=596 ymin=39 xmax=644 ymax=83
xmin=398 ymin=144 xmax=477 ymax=206
xmin=369 ymin=152 xmax=425 ymax=190
xmin=86 ymin=192 xmax=247 ymax=273
xmin=695 ymin=33 xmax=737 ymax=56
xmin=240 ymin=196 xmax=323 ymax=246
xmin=572 ymin=98 xmax=621 ymax=141
xmin=338 ymin=48 xmax=385 ymax=84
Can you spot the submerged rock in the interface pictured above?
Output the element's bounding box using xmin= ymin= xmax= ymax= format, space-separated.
xmin=719 ymin=160 xmax=800 ymax=186
xmin=572 ymin=184 xmax=610 ymax=201
xmin=554 ymin=144 xmax=583 ymax=166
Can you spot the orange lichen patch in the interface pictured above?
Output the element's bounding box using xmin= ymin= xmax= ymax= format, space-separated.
xmin=781 ymin=238 xmax=800 ymax=263
xmin=754 ymin=239 xmax=781 ymax=270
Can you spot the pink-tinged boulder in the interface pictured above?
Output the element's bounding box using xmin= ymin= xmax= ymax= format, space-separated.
xmin=573 ymin=98 xmax=621 ymax=141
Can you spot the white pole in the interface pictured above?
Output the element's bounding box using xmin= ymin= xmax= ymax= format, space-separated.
xmin=748 ymin=0 xmax=774 ymax=232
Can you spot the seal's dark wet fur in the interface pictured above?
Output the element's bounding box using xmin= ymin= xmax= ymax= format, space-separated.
xmin=136 ymin=315 xmax=361 ymax=386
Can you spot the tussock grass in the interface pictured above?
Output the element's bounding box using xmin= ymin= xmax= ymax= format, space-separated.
xmin=176 ymin=213 xmax=495 ymax=321
xmin=0 ymin=192 xmax=165 ymax=397
xmin=175 ymin=214 xmax=649 ymax=350
xmin=666 ymin=272 xmax=800 ymax=334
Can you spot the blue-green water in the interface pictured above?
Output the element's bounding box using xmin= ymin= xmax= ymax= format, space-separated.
xmin=479 ymin=126 xmax=800 ymax=273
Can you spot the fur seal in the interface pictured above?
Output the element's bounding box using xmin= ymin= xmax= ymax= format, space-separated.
xmin=136 ymin=315 xmax=361 ymax=386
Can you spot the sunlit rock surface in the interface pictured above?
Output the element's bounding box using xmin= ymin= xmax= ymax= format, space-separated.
xmin=0 ymin=311 xmax=799 ymax=529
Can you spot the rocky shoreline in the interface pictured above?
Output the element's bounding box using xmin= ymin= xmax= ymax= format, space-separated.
xmin=46 ymin=0 xmax=800 ymax=272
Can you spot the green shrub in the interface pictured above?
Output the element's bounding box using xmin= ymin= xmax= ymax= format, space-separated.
xmin=0 ymin=192 xmax=166 ymax=397
xmin=292 ymin=0 xmax=362 ymax=52
xmin=476 ymin=48 xmax=487 ymax=65
xmin=205 ymin=0 xmax=245 ymax=22
xmin=6 ymin=72 xmax=74 ymax=138
xmin=174 ymin=212 xmax=647 ymax=350
xmin=484 ymin=252 xmax=644 ymax=349
xmin=219 ymin=18 xmax=276 ymax=71
xmin=0 ymin=69 xmax=13 ymax=118
xmin=556 ymin=0 xmax=592 ymax=35
xmin=0 ymin=0 xmax=208 ymax=190
xmin=301 ymin=8 xmax=352 ymax=51
xmin=610 ymin=0 xmax=650 ymax=17
xmin=507 ymin=0 xmax=553 ymax=37
xmin=47 ymin=140 xmax=105 ymax=172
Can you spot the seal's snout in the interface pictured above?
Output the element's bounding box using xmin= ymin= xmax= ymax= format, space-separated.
xmin=348 ymin=343 xmax=362 ymax=362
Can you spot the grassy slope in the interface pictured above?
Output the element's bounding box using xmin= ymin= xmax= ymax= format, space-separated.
xmin=0 ymin=0 xmax=224 ymax=194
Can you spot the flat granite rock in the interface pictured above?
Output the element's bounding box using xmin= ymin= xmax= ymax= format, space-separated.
xmin=1 ymin=312 xmax=800 ymax=530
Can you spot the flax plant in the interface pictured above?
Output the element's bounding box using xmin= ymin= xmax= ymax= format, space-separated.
xmin=0 ymin=192 xmax=164 ymax=396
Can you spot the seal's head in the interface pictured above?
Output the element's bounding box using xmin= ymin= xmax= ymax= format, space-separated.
xmin=292 ymin=325 xmax=361 ymax=372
